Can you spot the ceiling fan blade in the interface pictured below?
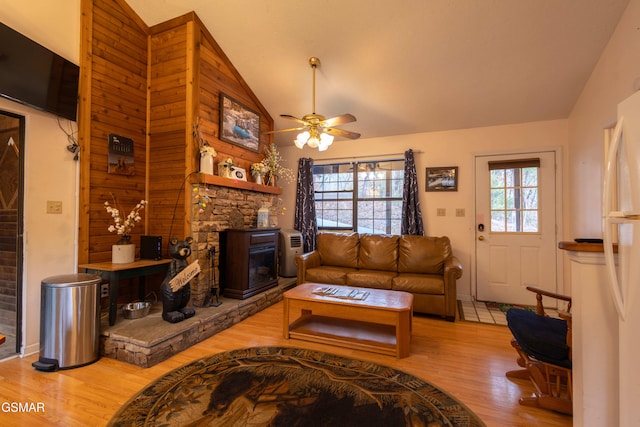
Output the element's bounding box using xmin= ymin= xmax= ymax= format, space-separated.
xmin=320 ymin=114 xmax=357 ymax=128
xmin=323 ymin=127 xmax=361 ymax=140
xmin=263 ymin=126 xmax=307 ymax=134
xmin=280 ymin=114 xmax=308 ymax=125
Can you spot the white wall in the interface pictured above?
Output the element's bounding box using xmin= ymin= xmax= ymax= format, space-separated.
xmin=0 ymin=0 xmax=80 ymax=355
xmin=568 ymin=0 xmax=640 ymax=237
xmin=279 ymin=119 xmax=568 ymax=300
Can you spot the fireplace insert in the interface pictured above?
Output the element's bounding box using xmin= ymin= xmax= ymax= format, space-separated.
xmin=221 ymin=228 xmax=280 ymax=299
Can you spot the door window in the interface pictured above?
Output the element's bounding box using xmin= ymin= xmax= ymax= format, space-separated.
xmin=489 ymin=158 xmax=540 ymax=233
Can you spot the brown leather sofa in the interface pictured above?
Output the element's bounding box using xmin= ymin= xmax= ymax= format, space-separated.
xmin=294 ymin=232 xmax=462 ymax=321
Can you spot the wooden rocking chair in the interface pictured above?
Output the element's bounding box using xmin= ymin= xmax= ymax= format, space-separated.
xmin=505 ymin=286 xmax=573 ymax=415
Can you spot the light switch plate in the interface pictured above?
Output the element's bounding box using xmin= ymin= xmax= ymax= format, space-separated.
xmin=437 ymin=208 xmax=446 ymax=216
xmin=46 ymin=201 xmax=62 ymax=214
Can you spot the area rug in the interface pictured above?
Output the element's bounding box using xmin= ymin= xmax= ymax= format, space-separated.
xmin=108 ymin=346 xmax=486 ymax=426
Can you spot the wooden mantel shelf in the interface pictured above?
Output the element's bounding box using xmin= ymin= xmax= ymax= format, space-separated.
xmin=558 ymin=241 xmax=617 ymax=253
xmin=195 ymin=173 xmax=282 ymax=195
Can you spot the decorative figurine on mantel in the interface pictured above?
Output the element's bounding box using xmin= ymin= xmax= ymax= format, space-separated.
xmin=160 ymin=237 xmax=199 ymax=323
xmin=218 ymin=157 xmax=234 ymax=178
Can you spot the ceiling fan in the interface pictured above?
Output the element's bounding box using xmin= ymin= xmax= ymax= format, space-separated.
xmin=266 ymin=57 xmax=360 ymax=151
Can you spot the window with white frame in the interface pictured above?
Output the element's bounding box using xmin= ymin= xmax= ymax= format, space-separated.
xmin=313 ymin=159 xmax=405 ymax=234
xmin=489 ymin=158 xmax=540 ymax=232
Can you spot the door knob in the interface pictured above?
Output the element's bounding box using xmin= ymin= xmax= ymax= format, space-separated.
xmin=478 ymin=236 xmax=485 ymax=241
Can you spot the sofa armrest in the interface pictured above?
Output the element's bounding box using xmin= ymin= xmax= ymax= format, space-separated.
xmin=295 ymin=251 xmax=321 ymax=284
xmin=443 ymin=255 xmax=463 ymax=321
xmin=444 ymin=255 xmax=463 ymax=282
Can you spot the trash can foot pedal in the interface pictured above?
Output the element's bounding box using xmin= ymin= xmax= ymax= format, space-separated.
xmin=32 ymin=358 xmax=59 ymax=372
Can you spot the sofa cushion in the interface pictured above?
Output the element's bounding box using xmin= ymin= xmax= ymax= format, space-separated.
xmin=398 ymin=236 xmax=452 ymax=274
xmin=317 ymin=232 xmax=359 ymax=269
xmin=305 ymin=266 xmax=356 ymax=286
xmin=358 ymin=234 xmax=398 ymax=271
xmin=392 ymin=273 xmax=445 ymax=294
xmin=346 ymin=270 xmax=397 ymax=290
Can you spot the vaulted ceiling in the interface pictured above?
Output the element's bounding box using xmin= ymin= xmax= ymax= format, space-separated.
xmin=127 ymin=0 xmax=630 ymax=145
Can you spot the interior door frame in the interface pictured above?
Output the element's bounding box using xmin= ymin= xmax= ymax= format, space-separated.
xmin=1 ymin=109 xmax=24 ymax=355
xmin=471 ymin=146 xmax=565 ymax=302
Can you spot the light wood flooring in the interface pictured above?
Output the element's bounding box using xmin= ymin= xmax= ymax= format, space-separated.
xmin=0 ymin=301 xmax=572 ymax=427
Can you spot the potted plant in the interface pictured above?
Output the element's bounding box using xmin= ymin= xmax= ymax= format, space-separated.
xmin=250 ymin=162 xmax=268 ymax=184
xmin=104 ymin=196 xmax=147 ymax=263
xmin=261 ymin=143 xmax=294 ymax=186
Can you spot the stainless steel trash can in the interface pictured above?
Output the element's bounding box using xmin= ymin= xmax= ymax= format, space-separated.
xmin=32 ymin=273 xmax=102 ymax=371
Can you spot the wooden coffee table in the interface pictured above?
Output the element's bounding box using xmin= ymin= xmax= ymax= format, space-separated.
xmin=283 ymin=283 xmax=413 ymax=358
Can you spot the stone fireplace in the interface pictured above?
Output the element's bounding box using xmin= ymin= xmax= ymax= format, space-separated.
xmin=189 ymin=182 xmax=280 ymax=307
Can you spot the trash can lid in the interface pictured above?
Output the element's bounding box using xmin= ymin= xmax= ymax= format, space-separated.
xmin=41 ymin=273 xmax=102 ymax=287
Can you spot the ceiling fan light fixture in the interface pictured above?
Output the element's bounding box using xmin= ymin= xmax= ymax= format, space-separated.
xmin=266 ymin=57 xmax=359 ymax=149
xmin=319 ymin=132 xmax=334 ymax=151
xmin=294 ymin=131 xmax=310 ymax=148
xmin=307 ymin=135 xmax=320 ymax=148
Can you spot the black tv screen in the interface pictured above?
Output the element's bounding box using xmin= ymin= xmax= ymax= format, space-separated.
xmin=0 ymin=22 xmax=79 ymax=121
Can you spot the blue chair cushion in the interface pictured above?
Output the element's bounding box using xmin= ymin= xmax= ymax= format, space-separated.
xmin=506 ymin=308 xmax=571 ymax=369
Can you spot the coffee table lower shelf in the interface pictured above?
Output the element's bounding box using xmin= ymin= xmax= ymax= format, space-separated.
xmin=288 ymin=314 xmax=398 ymax=357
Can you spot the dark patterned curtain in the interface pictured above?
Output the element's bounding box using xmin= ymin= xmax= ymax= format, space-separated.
xmin=294 ymin=158 xmax=318 ymax=252
xmin=401 ymin=149 xmax=425 ymax=235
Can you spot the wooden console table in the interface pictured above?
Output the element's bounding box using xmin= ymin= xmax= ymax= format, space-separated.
xmin=283 ymin=283 xmax=413 ymax=358
xmin=79 ymin=259 xmax=172 ymax=326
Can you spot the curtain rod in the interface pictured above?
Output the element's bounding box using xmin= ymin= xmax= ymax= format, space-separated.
xmin=314 ymin=150 xmax=423 ymax=164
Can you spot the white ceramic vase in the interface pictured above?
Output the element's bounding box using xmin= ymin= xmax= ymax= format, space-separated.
xmin=112 ymin=243 xmax=135 ymax=264
xmin=200 ymin=152 xmax=215 ymax=175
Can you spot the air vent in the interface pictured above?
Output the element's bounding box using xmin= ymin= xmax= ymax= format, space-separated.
xmin=290 ymin=235 xmax=302 ymax=247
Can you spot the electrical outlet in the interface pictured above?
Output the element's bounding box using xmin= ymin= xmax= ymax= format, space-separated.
xmin=437 ymin=208 xmax=446 ymax=217
xmin=46 ymin=200 xmax=62 ymax=214
xmin=101 ymin=283 xmax=109 ymax=298
xmin=456 ymin=208 xmax=465 ymax=217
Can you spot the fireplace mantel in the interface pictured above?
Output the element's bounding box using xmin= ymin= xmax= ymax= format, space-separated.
xmin=196 ymin=174 xmax=282 ymax=195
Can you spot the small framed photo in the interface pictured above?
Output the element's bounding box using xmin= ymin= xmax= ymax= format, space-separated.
xmin=231 ymin=166 xmax=247 ymax=181
xmin=426 ymin=166 xmax=458 ymax=192
xmin=219 ymin=93 xmax=260 ymax=152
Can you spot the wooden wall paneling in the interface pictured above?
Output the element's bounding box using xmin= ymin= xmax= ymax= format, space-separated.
xmin=148 ymin=22 xmax=189 ymax=245
xmin=79 ymin=0 xmax=149 ymax=264
xmin=78 ymin=0 xmax=95 ymax=265
xmin=80 ymin=4 xmax=274 ymax=263
xmin=185 ymin=20 xmax=200 ymax=241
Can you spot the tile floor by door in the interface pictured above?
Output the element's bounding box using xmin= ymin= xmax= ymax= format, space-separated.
xmin=459 ymin=300 xmax=560 ymax=325
xmin=459 ymin=300 xmax=509 ymax=325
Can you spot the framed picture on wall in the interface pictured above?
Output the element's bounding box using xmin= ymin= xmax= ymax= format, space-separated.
xmin=426 ymin=166 xmax=458 ymax=192
xmin=219 ymin=93 xmax=260 ymax=152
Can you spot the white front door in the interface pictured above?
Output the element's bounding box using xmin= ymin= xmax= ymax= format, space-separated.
xmin=474 ymin=151 xmax=558 ymax=305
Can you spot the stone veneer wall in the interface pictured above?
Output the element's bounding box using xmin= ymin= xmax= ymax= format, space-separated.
xmin=189 ymin=183 xmax=281 ymax=307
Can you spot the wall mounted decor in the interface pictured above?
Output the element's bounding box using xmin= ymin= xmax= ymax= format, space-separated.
xmin=108 ymin=134 xmax=135 ymax=175
xmin=426 ymin=166 xmax=458 ymax=192
xmin=219 ymin=93 xmax=260 ymax=152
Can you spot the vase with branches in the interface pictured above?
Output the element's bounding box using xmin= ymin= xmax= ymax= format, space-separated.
xmin=261 ymin=143 xmax=294 ymax=186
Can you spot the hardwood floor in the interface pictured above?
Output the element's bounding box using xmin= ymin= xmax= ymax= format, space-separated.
xmin=0 ymin=301 xmax=572 ymax=427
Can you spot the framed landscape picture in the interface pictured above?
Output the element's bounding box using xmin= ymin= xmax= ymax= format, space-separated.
xmin=219 ymin=93 xmax=260 ymax=152
xmin=426 ymin=166 xmax=458 ymax=192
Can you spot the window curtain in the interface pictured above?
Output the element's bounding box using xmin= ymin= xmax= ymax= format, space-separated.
xmin=401 ymin=149 xmax=425 ymax=235
xmin=294 ymin=157 xmax=318 ymax=252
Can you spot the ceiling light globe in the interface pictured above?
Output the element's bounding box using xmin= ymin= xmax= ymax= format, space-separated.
xmin=294 ymin=131 xmax=310 ymax=149
xmin=307 ymin=136 xmax=320 ymax=148
xmin=320 ymin=133 xmax=334 ymax=146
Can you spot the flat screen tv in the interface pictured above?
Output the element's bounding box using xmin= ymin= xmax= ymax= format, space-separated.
xmin=0 ymin=22 xmax=79 ymax=121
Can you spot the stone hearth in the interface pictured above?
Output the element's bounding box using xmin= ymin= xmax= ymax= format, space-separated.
xmin=100 ymin=277 xmax=295 ymax=368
